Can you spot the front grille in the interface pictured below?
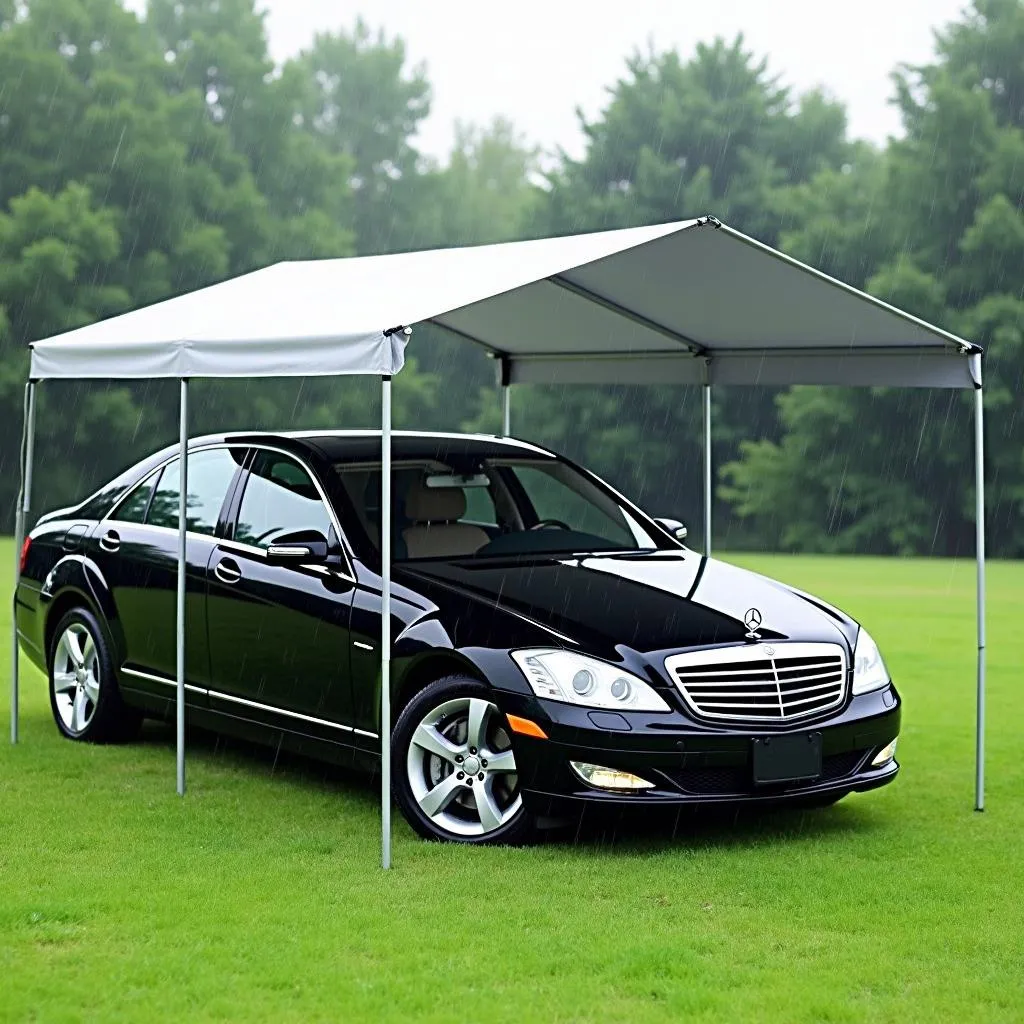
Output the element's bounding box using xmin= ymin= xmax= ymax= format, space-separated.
xmin=666 ymin=642 xmax=846 ymax=723
xmin=667 ymin=750 xmax=867 ymax=796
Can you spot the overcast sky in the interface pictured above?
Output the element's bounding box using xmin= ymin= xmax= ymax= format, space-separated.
xmin=254 ymin=0 xmax=968 ymax=161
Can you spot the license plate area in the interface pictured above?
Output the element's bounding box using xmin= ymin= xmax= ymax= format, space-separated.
xmin=752 ymin=732 xmax=822 ymax=785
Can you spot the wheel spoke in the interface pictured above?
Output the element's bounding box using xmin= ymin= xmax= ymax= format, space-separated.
xmin=474 ymin=778 xmax=503 ymax=832
xmin=485 ymin=748 xmax=516 ymax=774
xmin=466 ymin=698 xmax=490 ymax=751
xmin=84 ymin=676 xmax=100 ymax=705
xmin=53 ymin=671 xmax=77 ymax=695
xmin=64 ymin=630 xmax=85 ymax=668
xmin=418 ymin=772 xmax=463 ymax=819
xmin=71 ymin=688 xmax=88 ymax=732
xmin=81 ymin=633 xmax=96 ymax=670
xmin=412 ymin=723 xmax=462 ymax=763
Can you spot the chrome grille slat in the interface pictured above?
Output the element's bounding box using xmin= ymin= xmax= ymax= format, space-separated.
xmin=666 ymin=642 xmax=846 ymax=723
xmin=774 ymin=668 xmax=844 ymax=683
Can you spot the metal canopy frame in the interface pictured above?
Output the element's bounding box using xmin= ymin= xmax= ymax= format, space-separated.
xmin=10 ymin=219 xmax=990 ymax=884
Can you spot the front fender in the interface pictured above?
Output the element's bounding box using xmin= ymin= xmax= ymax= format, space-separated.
xmin=391 ymin=612 xmax=535 ymax=705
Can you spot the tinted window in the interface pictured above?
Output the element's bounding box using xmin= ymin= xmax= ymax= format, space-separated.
xmin=110 ymin=476 xmax=156 ymax=524
xmin=333 ymin=456 xmax=663 ymax=561
xmin=462 ymin=484 xmax=497 ymax=526
xmin=148 ymin=449 xmax=240 ymax=535
xmin=235 ymin=451 xmax=333 ymax=549
xmin=509 ymin=464 xmax=635 ymax=546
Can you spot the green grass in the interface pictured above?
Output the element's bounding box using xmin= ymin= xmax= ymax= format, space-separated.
xmin=2 ymin=541 xmax=1023 ymax=1023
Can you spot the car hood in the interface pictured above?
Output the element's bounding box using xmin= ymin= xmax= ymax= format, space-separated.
xmin=398 ymin=551 xmax=856 ymax=661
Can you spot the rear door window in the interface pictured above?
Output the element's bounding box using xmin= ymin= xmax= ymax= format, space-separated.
xmin=110 ymin=476 xmax=157 ymax=524
xmin=147 ymin=449 xmax=241 ymax=535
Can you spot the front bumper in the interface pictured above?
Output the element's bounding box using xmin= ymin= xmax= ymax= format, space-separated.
xmin=499 ymin=684 xmax=901 ymax=812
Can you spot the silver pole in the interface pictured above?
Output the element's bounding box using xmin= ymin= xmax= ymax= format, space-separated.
xmin=176 ymin=379 xmax=188 ymax=797
xmin=702 ymin=383 xmax=712 ymax=556
xmin=11 ymin=380 xmax=37 ymax=744
xmin=972 ymin=353 xmax=985 ymax=812
xmin=500 ymin=385 xmax=511 ymax=438
xmin=381 ymin=374 xmax=393 ymax=869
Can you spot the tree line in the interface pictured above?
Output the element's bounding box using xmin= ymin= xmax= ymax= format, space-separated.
xmin=1 ymin=0 xmax=1021 ymax=556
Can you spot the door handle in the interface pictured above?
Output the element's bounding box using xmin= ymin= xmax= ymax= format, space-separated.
xmin=214 ymin=558 xmax=242 ymax=585
xmin=99 ymin=529 xmax=120 ymax=553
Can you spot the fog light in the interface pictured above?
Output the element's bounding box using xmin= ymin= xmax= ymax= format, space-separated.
xmin=871 ymin=739 xmax=898 ymax=766
xmin=570 ymin=761 xmax=654 ymax=790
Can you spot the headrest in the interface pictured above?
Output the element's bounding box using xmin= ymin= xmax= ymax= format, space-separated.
xmin=404 ymin=479 xmax=466 ymax=523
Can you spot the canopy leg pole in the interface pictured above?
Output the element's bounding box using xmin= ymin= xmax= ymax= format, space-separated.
xmin=176 ymin=379 xmax=188 ymax=797
xmin=972 ymin=355 xmax=985 ymax=812
xmin=500 ymin=385 xmax=511 ymax=438
xmin=702 ymin=383 xmax=712 ymax=556
xmin=11 ymin=380 xmax=37 ymax=745
xmin=381 ymin=375 xmax=393 ymax=869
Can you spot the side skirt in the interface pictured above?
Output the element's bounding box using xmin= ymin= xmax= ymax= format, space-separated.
xmin=120 ymin=685 xmax=381 ymax=775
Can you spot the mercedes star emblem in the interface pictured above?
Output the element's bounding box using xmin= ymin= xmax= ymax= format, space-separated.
xmin=744 ymin=607 xmax=763 ymax=640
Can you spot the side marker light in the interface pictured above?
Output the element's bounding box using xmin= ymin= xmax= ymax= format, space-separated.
xmin=506 ymin=714 xmax=548 ymax=739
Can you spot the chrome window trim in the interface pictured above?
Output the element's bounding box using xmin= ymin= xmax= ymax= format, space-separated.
xmin=103 ymin=442 xmax=246 ymax=527
xmin=100 ymin=441 xmax=357 ymax=582
xmin=665 ymin=641 xmax=847 ymax=723
xmin=214 ymin=537 xmax=269 ymax=559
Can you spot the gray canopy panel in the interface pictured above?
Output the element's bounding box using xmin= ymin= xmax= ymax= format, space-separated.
xmin=432 ymin=220 xmax=978 ymax=389
xmin=30 ymin=216 xmax=977 ymax=388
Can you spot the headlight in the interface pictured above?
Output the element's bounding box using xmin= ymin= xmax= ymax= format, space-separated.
xmin=852 ymin=627 xmax=889 ymax=695
xmin=511 ymin=649 xmax=671 ymax=712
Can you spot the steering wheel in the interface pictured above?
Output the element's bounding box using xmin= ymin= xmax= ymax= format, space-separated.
xmin=529 ymin=518 xmax=572 ymax=531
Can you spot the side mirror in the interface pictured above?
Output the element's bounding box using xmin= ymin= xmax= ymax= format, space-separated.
xmin=266 ymin=529 xmax=330 ymax=564
xmin=653 ymin=517 xmax=688 ymax=542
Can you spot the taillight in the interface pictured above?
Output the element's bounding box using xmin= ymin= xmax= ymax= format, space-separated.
xmin=19 ymin=535 xmax=31 ymax=574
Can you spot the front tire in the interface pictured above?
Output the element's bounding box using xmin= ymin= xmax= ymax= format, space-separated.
xmin=392 ymin=676 xmax=534 ymax=844
xmin=48 ymin=607 xmax=141 ymax=743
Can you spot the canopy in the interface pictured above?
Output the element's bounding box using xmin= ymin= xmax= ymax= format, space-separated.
xmin=15 ymin=215 xmax=988 ymax=871
xmin=29 ymin=217 xmax=978 ymax=388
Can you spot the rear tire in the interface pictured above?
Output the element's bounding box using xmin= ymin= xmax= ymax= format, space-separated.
xmin=393 ymin=676 xmax=535 ymax=845
xmin=48 ymin=607 xmax=142 ymax=743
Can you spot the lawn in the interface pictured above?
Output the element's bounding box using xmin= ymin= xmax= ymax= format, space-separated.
xmin=1 ymin=540 xmax=1022 ymax=1023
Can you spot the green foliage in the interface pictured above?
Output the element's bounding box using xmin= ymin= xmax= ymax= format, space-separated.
xmin=543 ymin=36 xmax=848 ymax=240
xmin=0 ymin=0 xmax=1021 ymax=556
xmin=724 ymin=0 xmax=1024 ymax=556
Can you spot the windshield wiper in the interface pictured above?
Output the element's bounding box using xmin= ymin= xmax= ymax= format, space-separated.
xmin=580 ymin=548 xmax=683 ymax=560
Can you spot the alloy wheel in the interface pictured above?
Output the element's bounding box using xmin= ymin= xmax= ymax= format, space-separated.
xmin=406 ymin=696 xmax=522 ymax=837
xmin=52 ymin=622 xmax=101 ymax=735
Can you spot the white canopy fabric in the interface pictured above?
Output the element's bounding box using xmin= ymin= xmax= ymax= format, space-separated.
xmin=29 ymin=217 xmax=979 ymax=388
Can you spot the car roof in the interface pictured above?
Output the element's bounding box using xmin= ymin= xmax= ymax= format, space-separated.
xmin=218 ymin=430 xmax=557 ymax=463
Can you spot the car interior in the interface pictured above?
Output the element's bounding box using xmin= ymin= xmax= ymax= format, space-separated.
xmin=334 ymin=458 xmax=658 ymax=562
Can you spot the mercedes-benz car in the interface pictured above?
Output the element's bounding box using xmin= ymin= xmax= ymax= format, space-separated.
xmin=15 ymin=431 xmax=900 ymax=843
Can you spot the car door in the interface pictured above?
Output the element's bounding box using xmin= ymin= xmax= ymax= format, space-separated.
xmin=91 ymin=445 xmax=247 ymax=701
xmin=205 ymin=447 xmax=358 ymax=737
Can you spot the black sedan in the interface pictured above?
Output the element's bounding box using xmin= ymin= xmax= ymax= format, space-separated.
xmin=15 ymin=431 xmax=900 ymax=843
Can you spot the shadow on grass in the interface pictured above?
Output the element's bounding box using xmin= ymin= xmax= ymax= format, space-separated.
xmin=133 ymin=717 xmax=882 ymax=855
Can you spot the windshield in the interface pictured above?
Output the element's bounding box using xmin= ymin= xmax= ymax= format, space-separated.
xmin=333 ymin=456 xmax=670 ymax=561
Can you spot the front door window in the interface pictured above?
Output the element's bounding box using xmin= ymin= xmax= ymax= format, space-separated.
xmin=234 ymin=451 xmax=334 ymax=548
